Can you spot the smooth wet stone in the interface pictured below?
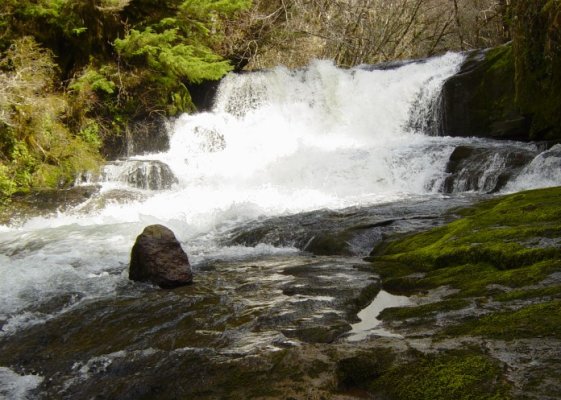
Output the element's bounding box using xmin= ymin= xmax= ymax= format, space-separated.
xmin=102 ymin=160 xmax=178 ymax=190
xmin=129 ymin=225 xmax=193 ymax=288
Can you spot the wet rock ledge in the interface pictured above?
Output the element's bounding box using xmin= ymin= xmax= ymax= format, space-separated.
xmin=361 ymin=186 xmax=561 ymax=400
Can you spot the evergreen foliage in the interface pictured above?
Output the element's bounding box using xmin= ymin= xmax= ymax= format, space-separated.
xmin=0 ymin=37 xmax=101 ymax=200
xmin=0 ymin=0 xmax=251 ymax=200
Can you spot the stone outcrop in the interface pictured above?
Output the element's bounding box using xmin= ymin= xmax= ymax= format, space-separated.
xmin=439 ymin=45 xmax=530 ymax=141
xmin=441 ymin=144 xmax=535 ymax=193
xmin=129 ymin=225 xmax=193 ymax=288
xmin=102 ymin=118 xmax=170 ymax=160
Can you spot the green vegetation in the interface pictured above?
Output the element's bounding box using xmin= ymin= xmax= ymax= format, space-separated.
xmin=464 ymin=43 xmax=521 ymax=140
xmin=337 ymin=348 xmax=513 ymax=399
xmin=0 ymin=0 xmax=251 ymax=201
xmin=369 ymin=350 xmax=512 ymax=400
xmin=336 ymin=348 xmax=396 ymax=390
xmin=494 ymin=284 xmax=561 ymax=302
xmin=384 ymin=196 xmax=561 ymax=261
xmin=0 ymin=37 xmax=101 ymax=199
xmin=1 ymin=0 xmax=559 ymax=202
xmin=370 ymin=187 xmax=561 ymax=343
xmin=445 ymin=300 xmax=561 ymax=340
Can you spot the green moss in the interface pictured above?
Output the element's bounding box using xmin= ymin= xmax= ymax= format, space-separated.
xmin=369 ymin=350 xmax=512 ymax=400
xmin=379 ymin=299 xmax=470 ymax=321
xmin=512 ymin=0 xmax=561 ymax=139
xmin=368 ymin=187 xmax=561 ymax=340
xmin=423 ymin=260 xmax=558 ymax=298
xmin=377 ymin=253 xmax=560 ymax=299
xmin=336 ymin=348 xmax=396 ymax=390
xmin=487 ymin=45 xmax=514 ymax=72
xmin=374 ymin=187 xmax=561 ymax=284
xmin=445 ymin=300 xmax=561 ymax=340
xmin=494 ymin=285 xmax=561 ymax=302
xmin=477 ymin=44 xmax=517 ymax=126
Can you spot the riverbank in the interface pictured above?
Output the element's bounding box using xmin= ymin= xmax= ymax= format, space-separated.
xmin=350 ymin=186 xmax=561 ymax=399
xmin=1 ymin=187 xmax=560 ymax=398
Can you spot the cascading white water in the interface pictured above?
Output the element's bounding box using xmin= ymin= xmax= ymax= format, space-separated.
xmin=152 ymin=55 xmax=467 ymax=215
xmin=0 ymin=54 xmax=466 ymax=337
xmin=506 ymin=144 xmax=561 ymax=192
xmin=1 ymin=52 xmax=556 ymax=344
xmin=6 ymin=51 xmax=561 ymax=398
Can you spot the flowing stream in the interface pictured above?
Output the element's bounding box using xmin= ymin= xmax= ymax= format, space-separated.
xmin=1 ymin=54 xmax=560 ymax=398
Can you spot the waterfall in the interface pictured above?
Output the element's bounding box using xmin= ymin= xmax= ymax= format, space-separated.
xmin=5 ymin=52 xmax=561 ymax=398
xmin=159 ymin=55 xmax=467 ymax=215
xmin=0 ymin=52 xmax=557 ymax=341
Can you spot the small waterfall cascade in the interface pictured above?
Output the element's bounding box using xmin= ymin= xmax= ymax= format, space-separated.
xmin=506 ymin=144 xmax=561 ymax=192
xmin=440 ymin=142 xmax=537 ymax=194
xmin=0 ymin=53 xmax=559 ymax=354
xmin=100 ymin=160 xmax=178 ymax=191
xmin=2 ymin=53 xmax=561 ymax=398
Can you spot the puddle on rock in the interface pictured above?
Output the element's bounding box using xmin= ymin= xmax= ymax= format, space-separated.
xmin=347 ymin=290 xmax=413 ymax=341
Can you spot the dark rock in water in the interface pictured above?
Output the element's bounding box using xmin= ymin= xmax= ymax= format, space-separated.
xmin=225 ymin=199 xmax=472 ymax=257
xmin=129 ymin=225 xmax=193 ymax=288
xmin=188 ymin=79 xmax=220 ymax=112
xmin=439 ymin=45 xmax=531 ymax=141
xmin=124 ymin=161 xmax=177 ymax=191
xmin=442 ymin=144 xmax=536 ymax=193
xmin=303 ymin=232 xmax=353 ymax=256
xmin=102 ymin=117 xmax=169 ymax=160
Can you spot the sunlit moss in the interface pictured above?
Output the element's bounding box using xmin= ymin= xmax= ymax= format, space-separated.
xmin=369 ymin=187 xmax=561 ymax=340
xmin=494 ymin=285 xmax=561 ymax=302
xmin=444 ymin=300 xmax=561 ymax=340
xmin=369 ymin=350 xmax=512 ymax=400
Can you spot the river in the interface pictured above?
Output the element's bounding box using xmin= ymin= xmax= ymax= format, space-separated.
xmin=1 ymin=53 xmax=560 ymax=398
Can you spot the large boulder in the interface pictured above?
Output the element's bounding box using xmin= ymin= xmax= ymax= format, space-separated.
xmin=129 ymin=225 xmax=193 ymax=288
xmin=439 ymin=44 xmax=530 ymax=141
xmin=441 ymin=144 xmax=535 ymax=193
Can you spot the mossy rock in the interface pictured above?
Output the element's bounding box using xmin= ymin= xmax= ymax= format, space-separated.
xmin=440 ymin=44 xmax=529 ymax=140
xmin=369 ymin=350 xmax=512 ymax=400
xmin=374 ymin=187 xmax=561 ymax=274
xmin=512 ymin=0 xmax=561 ymax=140
xmin=444 ymin=299 xmax=561 ymax=340
xmin=368 ymin=186 xmax=561 ymax=342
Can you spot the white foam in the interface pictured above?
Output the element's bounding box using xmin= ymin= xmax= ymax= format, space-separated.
xmin=505 ymin=144 xmax=561 ymax=192
xmin=0 ymin=54 xmax=466 ymax=333
xmin=0 ymin=367 xmax=43 ymax=400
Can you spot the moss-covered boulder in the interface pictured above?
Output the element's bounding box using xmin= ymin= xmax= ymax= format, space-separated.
xmin=512 ymin=0 xmax=561 ymax=140
xmin=440 ymin=44 xmax=530 ymax=140
xmin=441 ymin=1 xmax=561 ymax=141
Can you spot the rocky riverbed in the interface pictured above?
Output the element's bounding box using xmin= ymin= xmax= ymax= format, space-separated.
xmin=1 ymin=188 xmax=560 ymax=399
